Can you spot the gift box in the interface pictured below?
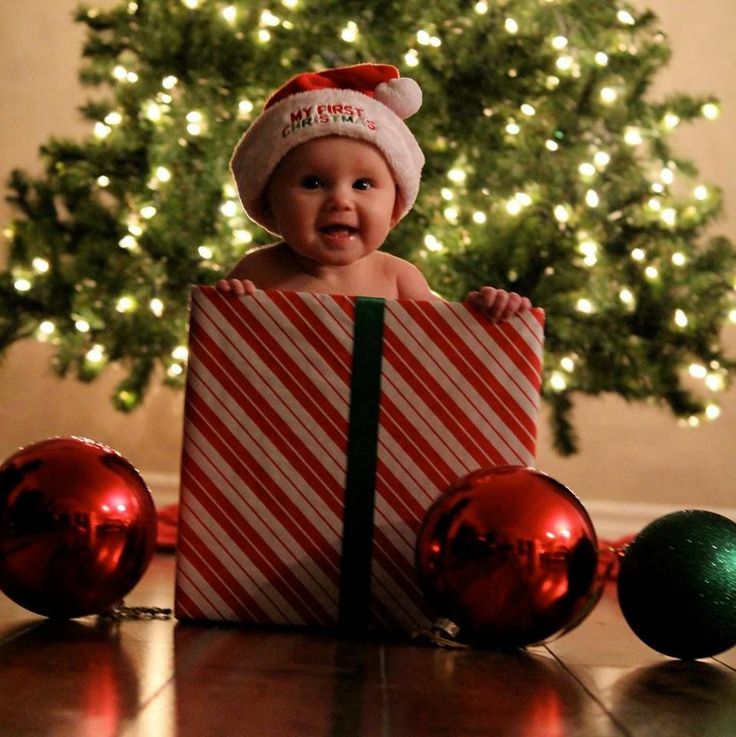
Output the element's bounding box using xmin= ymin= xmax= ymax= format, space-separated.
xmin=174 ymin=286 xmax=545 ymax=632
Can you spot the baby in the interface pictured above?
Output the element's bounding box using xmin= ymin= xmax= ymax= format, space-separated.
xmin=218 ymin=63 xmax=531 ymax=322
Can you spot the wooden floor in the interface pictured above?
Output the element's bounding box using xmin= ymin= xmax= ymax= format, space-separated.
xmin=0 ymin=553 xmax=734 ymax=737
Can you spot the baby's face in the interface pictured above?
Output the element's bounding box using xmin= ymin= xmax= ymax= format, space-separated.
xmin=264 ymin=137 xmax=402 ymax=268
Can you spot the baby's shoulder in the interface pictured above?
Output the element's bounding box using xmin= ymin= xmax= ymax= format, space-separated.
xmin=230 ymin=242 xmax=289 ymax=277
xmin=373 ymin=252 xmax=433 ymax=300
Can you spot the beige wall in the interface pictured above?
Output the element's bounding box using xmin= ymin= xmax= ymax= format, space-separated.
xmin=1 ymin=0 xmax=735 ymax=512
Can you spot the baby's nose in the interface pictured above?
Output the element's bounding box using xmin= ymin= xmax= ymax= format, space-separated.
xmin=326 ymin=184 xmax=354 ymax=209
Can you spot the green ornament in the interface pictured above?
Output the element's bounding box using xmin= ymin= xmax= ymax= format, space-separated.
xmin=617 ymin=510 xmax=736 ymax=659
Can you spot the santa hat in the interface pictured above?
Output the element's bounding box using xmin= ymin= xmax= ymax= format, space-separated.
xmin=230 ymin=63 xmax=425 ymax=235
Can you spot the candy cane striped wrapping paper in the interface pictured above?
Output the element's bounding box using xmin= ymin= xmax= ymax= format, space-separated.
xmin=174 ymin=286 xmax=545 ymax=631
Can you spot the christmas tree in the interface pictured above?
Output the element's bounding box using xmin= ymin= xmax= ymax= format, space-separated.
xmin=2 ymin=0 xmax=734 ymax=454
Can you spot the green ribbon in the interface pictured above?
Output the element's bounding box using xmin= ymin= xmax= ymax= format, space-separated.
xmin=338 ymin=297 xmax=385 ymax=634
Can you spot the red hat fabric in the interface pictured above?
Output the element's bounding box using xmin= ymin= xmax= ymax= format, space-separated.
xmin=230 ymin=63 xmax=424 ymax=235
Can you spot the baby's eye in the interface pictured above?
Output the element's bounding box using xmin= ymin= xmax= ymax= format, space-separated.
xmin=353 ymin=178 xmax=373 ymax=191
xmin=300 ymin=175 xmax=323 ymax=189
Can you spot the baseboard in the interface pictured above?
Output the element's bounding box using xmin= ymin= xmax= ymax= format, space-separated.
xmin=582 ymin=498 xmax=736 ymax=542
xmin=141 ymin=470 xmax=736 ymax=543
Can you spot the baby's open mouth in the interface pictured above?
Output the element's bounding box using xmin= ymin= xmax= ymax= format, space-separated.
xmin=320 ymin=224 xmax=358 ymax=236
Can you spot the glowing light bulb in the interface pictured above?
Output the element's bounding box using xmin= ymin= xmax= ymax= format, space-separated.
xmin=260 ymin=9 xmax=280 ymax=26
xmin=282 ymin=0 xmax=298 ymax=8
xmin=693 ymin=185 xmax=708 ymax=200
xmin=660 ymin=167 xmax=675 ymax=185
xmin=39 ymin=320 xmax=56 ymax=336
xmin=624 ymin=127 xmax=643 ymax=145
xmin=155 ymin=166 xmax=172 ymax=182
xmin=258 ymin=29 xmax=271 ymax=43
xmin=593 ymin=151 xmax=611 ymax=169
xmin=705 ymin=403 xmax=721 ymax=420
xmin=585 ymin=189 xmax=600 ymax=207
xmin=599 ymin=86 xmax=618 ymax=104
xmin=75 ymin=319 xmax=91 ymax=333
xmin=181 ymin=0 xmax=200 ymax=8
xmin=550 ymin=371 xmax=567 ymax=391
xmin=515 ymin=192 xmax=532 ymax=207
xmin=619 ymin=288 xmax=634 ymax=305
xmin=94 ymin=122 xmax=112 ymax=139
xmin=126 ymin=72 xmax=139 ymax=83
xmin=631 ymin=248 xmax=645 ymax=261
xmin=86 ymin=345 xmax=105 ymax=364
xmin=504 ymin=17 xmax=519 ymax=34
xmin=701 ymin=102 xmax=720 ymax=120
xmin=474 ymin=1 xmax=488 ymax=13
xmin=447 ymin=168 xmax=466 ymax=184
xmin=578 ymin=239 xmax=598 ymax=258
xmin=404 ymin=49 xmax=419 ymax=67
xmin=14 ymin=278 xmax=31 ymax=292
xmin=341 ymin=21 xmax=359 ymax=42
xmin=443 ymin=207 xmax=459 ymax=223
xmin=560 ymin=356 xmax=575 ymax=372
xmin=104 ymin=111 xmax=123 ymax=126
xmin=644 ymin=265 xmax=659 ymax=280
xmin=520 ymin=103 xmax=536 ymax=116
xmin=167 ymin=364 xmax=184 ymax=378
xmin=172 ymin=345 xmax=189 ymax=361
xmin=234 ymin=229 xmax=253 ymax=245
xmin=162 ymin=75 xmax=178 ymax=90
xmin=145 ymin=101 xmax=163 ymax=122
xmin=506 ymin=199 xmax=522 ymax=216
xmin=441 ymin=188 xmax=454 ymax=200
xmin=688 ymin=363 xmax=707 ymax=379
xmin=553 ymin=204 xmax=570 ymax=223
xmin=579 ymin=162 xmax=596 ymax=177
xmin=150 ymin=298 xmax=164 ymax=317
xmin=140 ymin=205 xmax=157 ymax=220
xmin=424 ymin=234 xmax=443 ymax=252
xmin=545 ymin=139 xmax=559 ymax=152
xmin=119 ymin=235 xmax=137 ymax=250
xmin=416 ymin=30 xmax=431 ymax=45
xmin=112 ymin=65 xmax=128 ymax=81
xmin=617 ymin=9 xmax=635 ymax=25
xmin=551 ymin=35 xmax=568 ymax=50
xmin=472 ymin=211 xmax=487 ymax=224
xmin=576 ymin=298 xmax=594 ymax=313
xmin=594 ymin=51 xmax=609 ymax=66
xmin=222 ymin=5 xmax=237 ymax=23
xmin=671 ymin=252 xmax=686 ymax=266
xmin=505 ymin=121 xmax=521 ymax=135
xmin=663 ymin=112 xmax=680 ymax=130
xmin=647 ymin=197 xmax=661 ymax=211
xmin=660 ymin=207 xmax=677 ymax=226
xmin=674 ymin=309 xmax=688 ymax=327
xmin=220 ymin=200 xmax=239 ymax=218
xmin=97 ymin=175 xmax=111 ymax=187
xmin=556 ymin=55 xmax=574 ymax=71
xmin=116 ymin=295 xmax=137 ymax=313
xmin=238 ymin=100 xmax=254 ymax=118
xmin=198 ymin=245 xmax=214 ymax=259
xmin=706 ymin=373 xmax=725 ymax=392
xmin=729 ymin=308 xmax=736 ymax=324
xmin=32 ymin=257 xmax=50 ymax=273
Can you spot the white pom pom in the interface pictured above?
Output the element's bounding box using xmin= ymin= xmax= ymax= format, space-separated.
xmin=374 ymin=77 xmax=422 ymax=119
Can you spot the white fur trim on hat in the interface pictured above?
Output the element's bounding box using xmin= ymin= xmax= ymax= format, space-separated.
xmin=230 ymin=83 xmax=424 ymax=235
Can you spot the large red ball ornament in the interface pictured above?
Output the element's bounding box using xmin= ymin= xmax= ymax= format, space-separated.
xmin=0 ymin=437 xmax=157 ymax=618
xmin=416 ymin=465 xmax=603 ymax=649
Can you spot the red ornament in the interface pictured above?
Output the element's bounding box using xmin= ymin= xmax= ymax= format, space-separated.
xmin=416 ymin=465 xmax=604 ymax=649
xmin=0 ymin=437 xmax=157 ymax=618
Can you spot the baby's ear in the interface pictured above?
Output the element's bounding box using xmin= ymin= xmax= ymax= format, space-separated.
xmin=390 ymin=193 xmax=405 ymax=228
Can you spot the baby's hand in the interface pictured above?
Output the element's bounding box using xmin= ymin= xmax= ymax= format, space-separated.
xmin=465 ymin=286 xmax=532 ymax=322
xmin=216 ymin=278 xmax=257 ymax=296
